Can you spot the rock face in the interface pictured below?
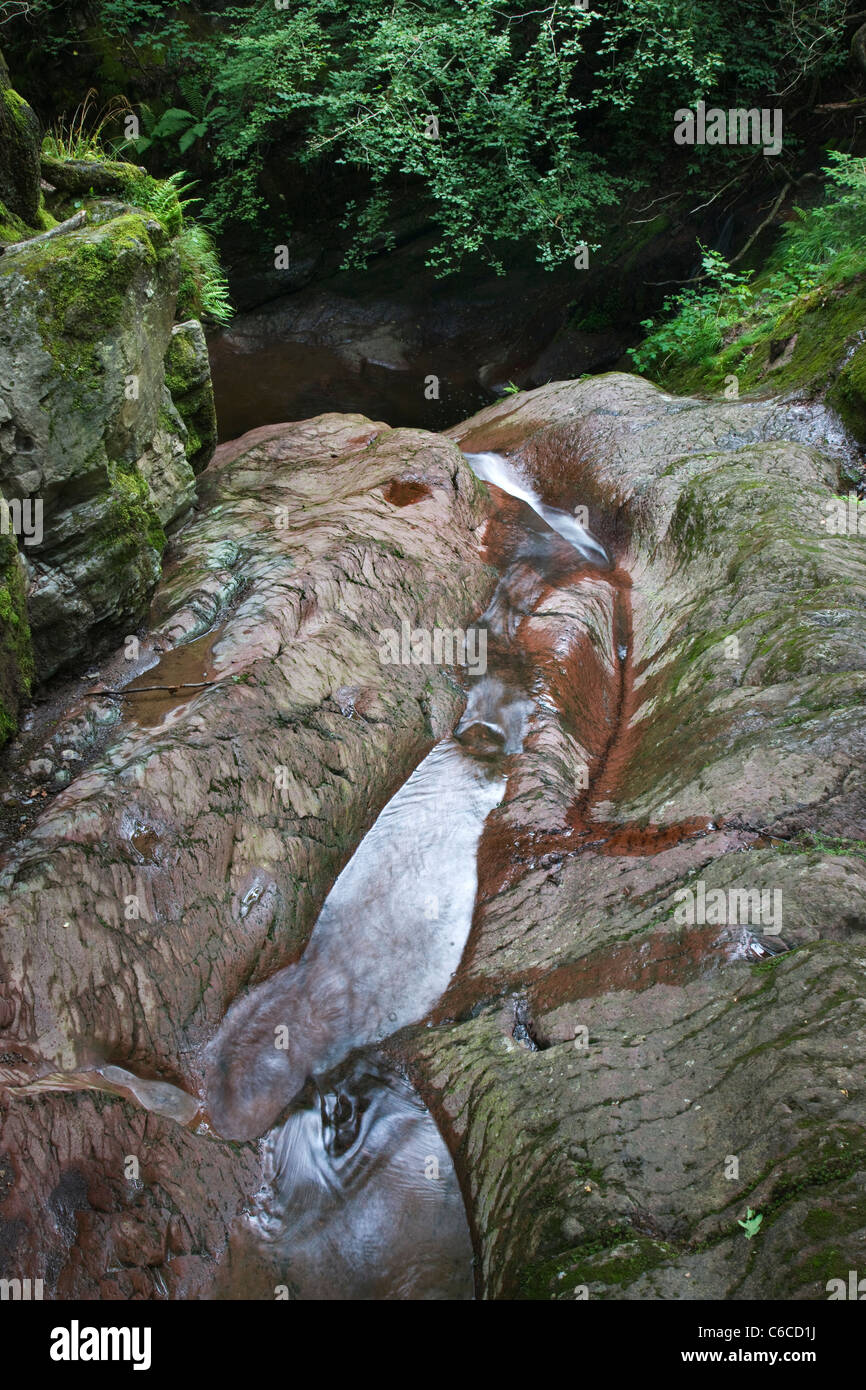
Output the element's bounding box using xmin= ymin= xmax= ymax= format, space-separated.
xmin=0 ymin=48 xmax=40 ymax=230
xmin=1 ymin=371 xmax=864 ymax=1301
xmin=0 ymin=206 xmax=218 ymax=691
xmin=164 ymin=321 xmax=218 ymax=474
xmin=384 ymin=374 xmax=866 ymax=1298
xmin=0 ymin=513 xmax=32 ymax=741
xmin=0 ymin=414 xmax=494 ymax=1296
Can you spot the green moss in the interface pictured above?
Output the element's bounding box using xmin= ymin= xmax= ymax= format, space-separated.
xmin=0 ymin=191 xmax=56 ymax=244
xmin=799 ymin=1245 xmax=845 ymax=1284
xmin=0 ymin=195 xmax=32 ymax=244
xmin=35 ymin=202 xmax=58 ymax=233
xmin=828 ymin=336 xmax=866 ymax=441
xmin=0 ymin=526 xmax=34 ymax=747
xmin=516 ymin=1230 xmax=675 ymax=1300
xmin=29 ymin=213 xmax=160 ymax=385
xmin=2 ymin=87 xmax=31 ymax=130
xmin=108 ymin=465 xmax=166 ymax=556
xmin=774 ymin=831 xmax=866 ymax=860
xmin=801 ymin=1206 xmax=844 ymax=1240
xmin=163 ymin=329 xmax=197 ymax=397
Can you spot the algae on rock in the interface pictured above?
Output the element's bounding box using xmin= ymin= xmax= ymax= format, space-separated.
xmin=0 ymin=169 xmax=219 ymax=731
xmin=0 ymin=505 xmax=34 ymax=742
xmin=0 ymin=46 xmax=40 ymax=229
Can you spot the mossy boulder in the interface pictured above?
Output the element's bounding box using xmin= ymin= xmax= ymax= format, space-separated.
xmin=39 ymin=153 xmax=147 ymax=199
xmin=0 ymin=47 xmax=40 ymax=228
xmin=0 ymin=207 xmax=193 ymax=678
xmin=0 ymin=501 xmax=34 ymax=743
xmin=165 ymin=320 xmax=218 ymax=472
xmin=654 ymin=270 xmax=866 ymax=456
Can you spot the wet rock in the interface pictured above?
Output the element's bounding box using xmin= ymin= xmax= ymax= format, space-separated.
xmin=0 ymin=203 xmax=216 ymax=693
xmin=0 ymin=1087 xmax=259 ymax=1299
xmin=0 ymin=411 xmax=495 ymax=1292
xmin=0 ymin=49 xmax=40 ymax=229
xmin=390 ymin=373 xmax=866 ymax=1298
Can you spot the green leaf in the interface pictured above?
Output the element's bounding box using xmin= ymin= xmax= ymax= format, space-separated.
xmin=738 ymin=1208 xmax=763 ymax=1239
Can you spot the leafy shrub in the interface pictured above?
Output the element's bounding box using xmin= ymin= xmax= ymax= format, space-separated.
xmin=6 ymin=0 xmax=855 ymax=273
xmin=629 ymin=154 xmax=866 ymax=379
xmin=775 ymin=151 xmax=866 ymax=286
xmin=629 ymin=246 xmax=757 ymax=375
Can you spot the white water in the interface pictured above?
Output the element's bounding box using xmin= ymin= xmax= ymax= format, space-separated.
xmin=205 ymin=738 xmax=507 ymax=1141
xmin=464 ymin=450 xmax=610 ymax=567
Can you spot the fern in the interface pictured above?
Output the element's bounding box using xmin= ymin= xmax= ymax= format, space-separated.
xmin=630 ymin=154 xmax=866 ymax=379
xmin=176 ymin=222 xmax=233 ymax=325
xmin=125 ymin=172 xmax=232 ymax=324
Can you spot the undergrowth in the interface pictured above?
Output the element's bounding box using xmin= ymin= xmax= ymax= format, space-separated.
xmin=629 ymin=152 xmax=866 ymax=379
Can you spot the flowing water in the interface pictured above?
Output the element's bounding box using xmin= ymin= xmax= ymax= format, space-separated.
xmin=203 ymin=448 xmax=612 ymax=1299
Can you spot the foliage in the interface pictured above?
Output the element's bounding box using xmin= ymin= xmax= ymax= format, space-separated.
xmin=118 ymin=170 xmax=232 ymax=322
xmin=738 ymin=1207 xmax=764 ymax=1239
xmin=42 ymin=87 xmax=132 ymax=161
xmin=629 ymin=154 xmax=866 ymax=379
xmin=3 ymin=0 xmax=858 ymax=273
xmin=629 ymin=246 xmax=759 ymax=374
xmin=175 ymin=220 xmax=232 ymax=324
xmin=40 ymin=98 xmax=233 ymax=325
xmin=133 ymin=85 xmax=227 ymax=157
xmin=122 ymin=168 xmax=197 ymax=236
xmin=775 ymin=150 xmax=866 ymax=286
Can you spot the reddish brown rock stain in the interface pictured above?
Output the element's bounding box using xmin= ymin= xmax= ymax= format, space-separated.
xmin=475 ymin=554 xmax=713 ymax=903
xmin=527 ymin=926 xmax=731 ymax=1011
xmin=382 ymin=479 xmax=433 ymax=507
xmin=421 ymin=467 xmax=719 ymax=1026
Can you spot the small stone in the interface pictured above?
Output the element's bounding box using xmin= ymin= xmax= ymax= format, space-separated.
xmin=25 ymin=758 xmax=53 ymax=781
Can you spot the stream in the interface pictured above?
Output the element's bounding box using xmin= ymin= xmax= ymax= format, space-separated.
xmin=201 ymin=449 xmax=612 ymax=1299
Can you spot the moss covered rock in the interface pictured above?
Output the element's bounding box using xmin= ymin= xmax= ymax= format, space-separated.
xmin=0 ymin=47 xmax=40 ymax=229
xmin=0 ymin=500 xmax=34 ymax=742
xmin=39 ymin=153 xmax=146 ymax=199
xmin=0 ymin=207 xmax=191 ymax=680
xmin=165 ymin=320 xmax=218 ymax=472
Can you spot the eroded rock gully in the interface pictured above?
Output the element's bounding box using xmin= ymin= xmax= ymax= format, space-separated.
xmin=0 ymin=374 xmax=864 ymax=1300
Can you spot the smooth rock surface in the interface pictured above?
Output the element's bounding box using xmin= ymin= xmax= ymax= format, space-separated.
xmin=387 ymin=373 xmax=866 ymax=1298
xmin=0 ymin=412 xmax=494 ymax=1295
